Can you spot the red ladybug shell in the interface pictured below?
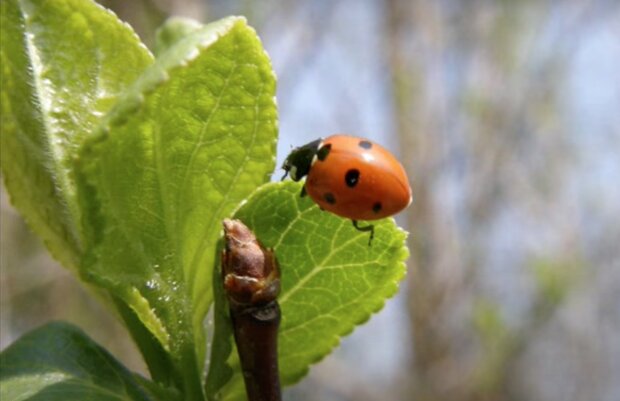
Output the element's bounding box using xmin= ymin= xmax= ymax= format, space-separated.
xmin=305 ymin=135 xmax=412 ymax=221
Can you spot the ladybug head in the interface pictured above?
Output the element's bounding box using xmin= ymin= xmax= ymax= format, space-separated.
xmin=281 ymin=138 xmax=322 ymax=181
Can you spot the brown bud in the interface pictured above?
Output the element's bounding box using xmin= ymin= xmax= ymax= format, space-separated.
xmin=221 ymin=219 xmax=281 ymax=308
xmin=221 ymin=219 xmax=282 ymax=401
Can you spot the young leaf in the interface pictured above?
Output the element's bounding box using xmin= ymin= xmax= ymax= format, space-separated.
xmin=0 ymin=322 xmax=178 ymax=401
xmin=154 ymin=17 xmax=203 ymax=56
xmin=0 ymin=0 xmax=153 ymax=271
xmin=76 ymin=16 xmax=277 ymax=398
xmin=207 ymin=181 xmax=409 ymax=400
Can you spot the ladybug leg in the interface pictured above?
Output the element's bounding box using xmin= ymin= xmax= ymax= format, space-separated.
xmin=352 ymin=220 xmax=375 ymax=246
xmin=300 ymin=184 xmax=307 ymax=198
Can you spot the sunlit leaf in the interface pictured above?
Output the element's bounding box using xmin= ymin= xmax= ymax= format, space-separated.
xmin=76 ymin=16 xmax=277 ymax=398
xmin=154 ymin=17 xmax=203 ymax=56
xmin=0 ymin=0 xmax=153 ymax=270
xmin=207 ymin=181 xmax=409 ymax=400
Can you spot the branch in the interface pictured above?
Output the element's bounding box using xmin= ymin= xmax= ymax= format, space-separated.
xmin=221 ymin=219 xmax=282 ymax=401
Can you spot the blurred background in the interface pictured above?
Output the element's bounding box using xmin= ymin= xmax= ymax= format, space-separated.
xmin=2 ymin=0 xmax=619 ymax=400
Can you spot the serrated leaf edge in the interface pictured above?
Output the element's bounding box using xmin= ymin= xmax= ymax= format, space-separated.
xmin=125 ymin=286 xmax=171 ymax=352
xmin=282 ymin=227 xmax=409 ymax=384
xmin=225 ymin=182 xmax=410 ymax=389
xmin=86 ymin=16 xmax=246 ymax=147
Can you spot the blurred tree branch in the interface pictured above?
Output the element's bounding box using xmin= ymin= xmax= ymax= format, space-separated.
xmin=384 ymin=0 xmax=609 ymax=400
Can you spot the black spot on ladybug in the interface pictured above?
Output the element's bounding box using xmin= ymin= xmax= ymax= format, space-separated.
xmin=372 ymin=202 xmax=382 ymax=214
xmin=317 ymin=144 xmax=332 ymax=161
xmin=359 ymin=140 xmax=373 ymax=150
xmin=324 ymin=192 xmax=336 ymax=204
xmin=345 ymin=169 xmax=360 ymax=188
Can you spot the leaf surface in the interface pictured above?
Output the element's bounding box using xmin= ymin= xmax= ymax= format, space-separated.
xmin=0 ymin=322 xmax=177 ymax=401
xmin=76 ymin=16 xmax=277 ymax=398
xmin=154 ymin=17 xmax=203 ymax=56
xmin=207 ymin=181 xmax=409 ymax=400
xmin=0 ymin=0 xmax=153 ymax=270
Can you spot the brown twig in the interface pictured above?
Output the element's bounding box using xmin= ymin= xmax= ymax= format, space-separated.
xmin=221 ymin=219 xmax=282 ymax=401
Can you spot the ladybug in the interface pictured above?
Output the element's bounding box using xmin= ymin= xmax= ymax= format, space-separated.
xmin=281 ymin=134 xmax=412 ymax=244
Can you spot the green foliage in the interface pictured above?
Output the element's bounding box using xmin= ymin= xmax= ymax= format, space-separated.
xmin=0 ymin=322 xmax=178 ymax=401
xmin=472 ymin=300 xmax=514 ymax=392
xmin=207 ymin=182 xmax=408 ymax=400
xmin=76 ymin=14 xmax=277 ymax=398
xmin=0 ymin=0 xmax=153 ymax=271
xmin=1 ymin=1 xmax=409 ymax=400
xmin=530 ymin=258 xmax=581 ymax=307
xmin=154 ymin=17 xmax=203 ymax=56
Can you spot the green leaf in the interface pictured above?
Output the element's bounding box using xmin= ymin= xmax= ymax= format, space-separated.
xmin=207 ymin=181 xmax=409 ymax=400
xmin=154 ymin=17 xmax=203 ymax=56
xmin=76 ymin=16 xmax=277 ymax=399
xmin=530 ymin=258 xmax=581 ymax=306
xmin=0 ymin=0 xmax=153 ymax=271
xmin=112 ymin=296 xmax=176 ymax=387
xmin=0 ymin=322 xmax=178 ymax=401
xmin=205 ymin=238 xmax=235 ymax=400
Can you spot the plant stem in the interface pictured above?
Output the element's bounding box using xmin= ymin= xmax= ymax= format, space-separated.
xmin=230 ymin=301 xmax=281 ymax=401
xmin=221 ymin=219 xmax=282 ymax=401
